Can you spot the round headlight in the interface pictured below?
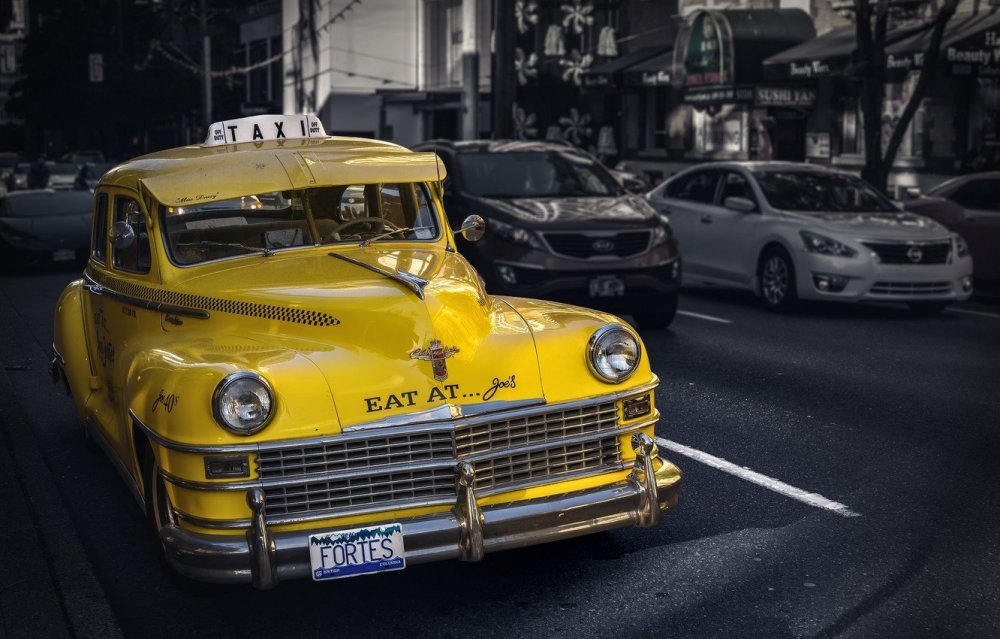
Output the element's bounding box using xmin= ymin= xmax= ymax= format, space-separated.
xmin=587 ymin=324 xmax=641 ymax=383
xmin=212 ymin=372 xmax=274 ymax=435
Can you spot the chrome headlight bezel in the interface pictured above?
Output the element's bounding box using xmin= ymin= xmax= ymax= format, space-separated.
xmin=212 ymin=371 xmax=275 ymax=436
xmin=587 ymin=323 xmax=642 ymax=384
xmin=800 ymin=230 xmax=858 ymax=258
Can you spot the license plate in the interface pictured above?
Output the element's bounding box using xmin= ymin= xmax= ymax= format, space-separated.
xmin=589 ymin=275 xmax=625 ymax=297
xmin=308 ymin=523 xmax=405 ymax=581
xmin=52 ymin=249 xmax=75 ymax=262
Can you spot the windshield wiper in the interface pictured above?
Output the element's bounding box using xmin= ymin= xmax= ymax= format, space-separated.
xmin=327 ymin=251 xmax=428 ymax=299
xmin=175 ymin=241 xmax=275 ymax=257
xmin=359 ymin=225 xmax=435 ymax=248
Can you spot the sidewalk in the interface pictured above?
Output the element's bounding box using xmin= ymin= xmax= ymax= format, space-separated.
xmin=0 ymin=280 xmax=122 ymax=639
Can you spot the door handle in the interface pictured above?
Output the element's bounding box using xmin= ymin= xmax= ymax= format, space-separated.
xmin=700 ymin=216 xmax=713 ymax=224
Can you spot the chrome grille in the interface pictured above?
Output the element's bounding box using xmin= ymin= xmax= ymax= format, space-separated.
xmin=454 ymin=401 xmax=618 ymax=458
xmin=473 ymin=437 xmax=622 ymax=492
xmin=255 ymin=398 xmax=634 ymax=522
xmin=544 ymin=231 xmax=651 ymax=259
xmin=257 ymin=430 xmax=454 ymax=478
xmin=863 ymin=242 xmax=950 ymax=264
xmin=870 ymin=281 xmax=951 ymax=295
xmin=263 ymin=468 xmax=456 ymax=517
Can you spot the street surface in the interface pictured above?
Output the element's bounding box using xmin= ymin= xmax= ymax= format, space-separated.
xmin=1 ymin=267 xmax=998 ymax=638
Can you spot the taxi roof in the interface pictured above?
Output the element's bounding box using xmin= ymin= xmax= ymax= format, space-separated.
xmin=100 ymin=136 xmax=447 ymax=207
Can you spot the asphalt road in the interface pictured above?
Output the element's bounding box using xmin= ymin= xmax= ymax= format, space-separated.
xmin=1 ymin=267 xmax=998 ymax=638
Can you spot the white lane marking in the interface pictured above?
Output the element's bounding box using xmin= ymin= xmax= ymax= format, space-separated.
xmin=948 ymin=308 xmax=1000 ymax=320
xmin=677 ymin=310 xmax=733 ymax=324
xmin=655 ymin=437 xmax=861 ymax=518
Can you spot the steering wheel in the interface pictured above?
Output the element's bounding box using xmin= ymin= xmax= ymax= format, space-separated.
xmin=324 ymin=216 xmax=385 ymax=242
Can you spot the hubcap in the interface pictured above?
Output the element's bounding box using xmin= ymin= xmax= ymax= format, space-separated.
xmin=762 ymin=256 xmax=789 ymax=305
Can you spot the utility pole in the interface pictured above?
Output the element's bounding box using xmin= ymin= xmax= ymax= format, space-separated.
xmin=200 ymin=0 xmax=212 ymax=128
xmin=491 ymin=0 xmax=515 ymax=139
xmin=461 ymin=0 xmax=479 ymax=139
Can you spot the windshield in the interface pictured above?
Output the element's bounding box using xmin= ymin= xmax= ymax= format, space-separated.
xmin=455 ymin=151 xmax=621 ymax=198
xmin=754 ymin=171 xmax=897 ymax=213
xmin=161 ymin=182 xmax=440 ymax=265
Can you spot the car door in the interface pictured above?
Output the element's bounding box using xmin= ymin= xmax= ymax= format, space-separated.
xmin=83 ymin=189 xmax=158 ymax=462
xmin=947 ymin=178 xmax=1000 ymax=284
xmin=703 ymin=170 xmax=764 ymax=285
xmin=648 ymin=169 xmax=721 ymax=278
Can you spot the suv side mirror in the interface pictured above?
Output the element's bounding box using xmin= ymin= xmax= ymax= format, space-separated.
xmin=455 ymin=215 xmax=486 ymax=242
xmin=621 ymin=176 xmax=649 ymax=194
xmin=723 ymin=196 xmax=756 ymax=213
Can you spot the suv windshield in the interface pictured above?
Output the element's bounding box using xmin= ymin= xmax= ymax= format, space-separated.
xmin=754 ymin=171 xmax=897 ymax=213
xmin=161 ymin=182 xmax=440 ymax=265
xmin=455 ymin=151 xmax=621 ymax=198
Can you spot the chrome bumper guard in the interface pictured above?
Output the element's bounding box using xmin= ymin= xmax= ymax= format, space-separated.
xmin=159 ymin=433 xmax=681 ymax=589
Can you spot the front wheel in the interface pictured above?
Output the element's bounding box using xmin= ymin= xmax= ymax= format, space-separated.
xmin=633 ymin=293 xmax=678 ymax=329
xmin=908 ymin=301 xmax=950 ymax=315
xmin=758 ymin=248 xmax=798 ymax=312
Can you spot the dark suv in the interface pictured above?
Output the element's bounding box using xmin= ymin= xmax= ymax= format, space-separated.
xmin=412 ymin=140 xmax=681 ymax=328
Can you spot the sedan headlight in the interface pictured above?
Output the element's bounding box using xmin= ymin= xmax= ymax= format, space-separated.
xmin=800 ymin=231 xmax=857 ymax=258
xmin=954 ymin=234 xmax=970 ymax=258
xmin=489 ymin=219 xmax=547 ymax=250
xmin=588 ymin=324 xmax=641 ymax=383
xmin=213 ymin=372 xmax=275 ymax=435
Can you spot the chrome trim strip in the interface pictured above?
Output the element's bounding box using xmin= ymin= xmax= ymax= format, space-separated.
xmin=131 ymin=378 xmax=658 ymax=455
xmin=327 ymin=251 xmax=426 ymax=299
xmin=83 ymin=273 xmax=210 ymax=319
xmin=459 ymin=418 xmax=651 ymax=464
xmin=174 ymin=508 xmax=252 ymax=530
xmin=51 ymin=343 xmax=65 ymax=366
xmin=341 ymin=397 xmax=546 ymax=432
xmin=264 ymin=496 xmax=458 ymax=527
xmin=86 ymin=418 xmax=144 ymax=508
xmin=472 ymin=462 xmax=628 ymax=498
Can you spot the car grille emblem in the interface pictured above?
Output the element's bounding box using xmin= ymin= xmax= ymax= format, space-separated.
xmin=592 ymin=239 xmax=615 ymax=253
xmin=907 ymin=246 xmax=924 ymax=263
xmin=410 ymin=340 xmax=459 ymax=382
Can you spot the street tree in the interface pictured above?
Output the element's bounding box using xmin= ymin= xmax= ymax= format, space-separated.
xmin=854 ymin=0 xmax=960 ymax=193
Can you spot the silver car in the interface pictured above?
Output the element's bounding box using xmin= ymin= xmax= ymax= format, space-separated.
xmin=646 ymin=162 xmax=973 ymax=314
xmin=0 ymin=189 xmax=93 ymax=268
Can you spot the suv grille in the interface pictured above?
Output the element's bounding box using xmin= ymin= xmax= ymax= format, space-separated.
xmin=862 ymin=242 xmax=950 ymax=265
xmin=544 ymin=231 xmax=651 ymax=259
xmin=256 ymin=399 xmax=629 ymax=523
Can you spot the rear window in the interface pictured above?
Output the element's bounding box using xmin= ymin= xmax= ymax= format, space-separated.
xmin=0 ymin=191 xmax=93 ymax=217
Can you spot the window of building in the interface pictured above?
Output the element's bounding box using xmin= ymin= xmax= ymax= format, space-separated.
xmin=425 ymin=0 xmax=463 ymax=89
xmin=642 ymin=88 xmax=669 ymax=152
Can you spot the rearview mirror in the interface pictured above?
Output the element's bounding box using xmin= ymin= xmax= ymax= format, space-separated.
xmin=109 ymin=220 xmax=136 ymax=249
xmin=723 ymin=196 xmax=756 ymax=213
xmin=455 ymin=215 xmax=486 ymax=242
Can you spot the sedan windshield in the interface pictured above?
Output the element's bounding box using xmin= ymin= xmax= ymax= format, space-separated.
xmin=161 ymin=183 xmax=440 ymax=265
xmin=754 ymin=171 xmax=897 ymax=213
xmin=455 ymin=151 xmax=621 ymax=198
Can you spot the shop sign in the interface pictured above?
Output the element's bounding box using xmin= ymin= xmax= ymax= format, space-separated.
xmin=806 ymin=132 xmax=831 ymax=159
xmin=945 ymin=28 xmax=1000 ymax=76
xmin=684 ymin=85 xmax=754 ymax=106
xmin=788 ymin=60 xmax=831 ymax=78
xmin=642 ymin=70 xmax=672 ymax=86
xmin=754 ymin=86 xmax=816 ymax=107
xmin=678 ymin=11 xmax=734 ymax=87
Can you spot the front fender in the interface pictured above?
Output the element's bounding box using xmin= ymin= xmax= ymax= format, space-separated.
xmin=497 ymin=297 xmax=655 ymax=404
xmin=53 ymin=279 xmax=93 ymax=420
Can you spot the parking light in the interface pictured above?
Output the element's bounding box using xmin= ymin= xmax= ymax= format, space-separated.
xmin=812 ymin=273 xmax=850 ymax=293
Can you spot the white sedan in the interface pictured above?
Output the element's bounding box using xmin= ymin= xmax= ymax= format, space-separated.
xmin=646 ymin=162 xmax=973 ymax=314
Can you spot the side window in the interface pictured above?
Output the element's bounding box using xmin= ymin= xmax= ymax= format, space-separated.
xmin=670 ymin=171 xmax=719 ymax=204
xmin=112 ymin=196 xmax=151 ymax=274
xmin=719 ymin=172 xmax=757 ymax=207
xmin=951 ymin=179 xmax=1000 ymax=211
xmin=91 ymin=193 xmax=109 ymax=264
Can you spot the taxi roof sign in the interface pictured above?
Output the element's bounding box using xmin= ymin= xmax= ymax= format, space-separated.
xmin=204 ymin=115 xmax=327 ymax=147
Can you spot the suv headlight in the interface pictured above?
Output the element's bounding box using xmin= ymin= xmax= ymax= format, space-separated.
xmin=490 ymin=219 xmax=546 ymax=250
xmin=954 ymin=234 xmax=970 ymax=258
xmin=587 ymin=324 xmax=641 ymax=383
xmin=213 ymin=372 xmax=275 ymax=435
xmin=800 ymin=231 xmax=857 ymax=257
xmin=652 ymin=224 xmax=671 ymax=247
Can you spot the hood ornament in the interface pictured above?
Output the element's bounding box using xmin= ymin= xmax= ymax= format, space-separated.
xmin=410 ymin=340 xmax=459 ymax=381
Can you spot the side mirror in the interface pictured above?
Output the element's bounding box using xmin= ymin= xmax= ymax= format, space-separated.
xmin=723 ymin=196 xmax=756 ymax=213
xmin=455 ymin=215 xmax=486 ymax=242
xmin=109 ymin=220 xmax=136 ymax=249
xmin=621 ymin=176 xmax=649 ymax=194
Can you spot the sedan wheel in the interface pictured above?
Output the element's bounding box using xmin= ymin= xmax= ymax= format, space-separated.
xmin=759 ymin=249 xmax=798 ymax=312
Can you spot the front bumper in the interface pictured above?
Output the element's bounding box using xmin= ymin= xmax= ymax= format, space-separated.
xmin=795 ymin=251 xmax=974 ymax=303
xmin=160 ymin=433 xmax=681 ymax=588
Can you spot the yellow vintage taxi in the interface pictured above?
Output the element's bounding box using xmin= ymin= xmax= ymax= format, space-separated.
xmin=51 ymin=114 xmax=681 ymax=588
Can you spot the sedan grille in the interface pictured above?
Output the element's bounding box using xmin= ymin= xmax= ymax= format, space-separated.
xmin=544 ymin=231 xmax=651 ymax=259
xmin=862 ymin=242 xmax=950 ymax=265
xmin=255 ymin=399 xmax=630 ymax=523
xmin=870 ymin=281 xmax=951 ymax=295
